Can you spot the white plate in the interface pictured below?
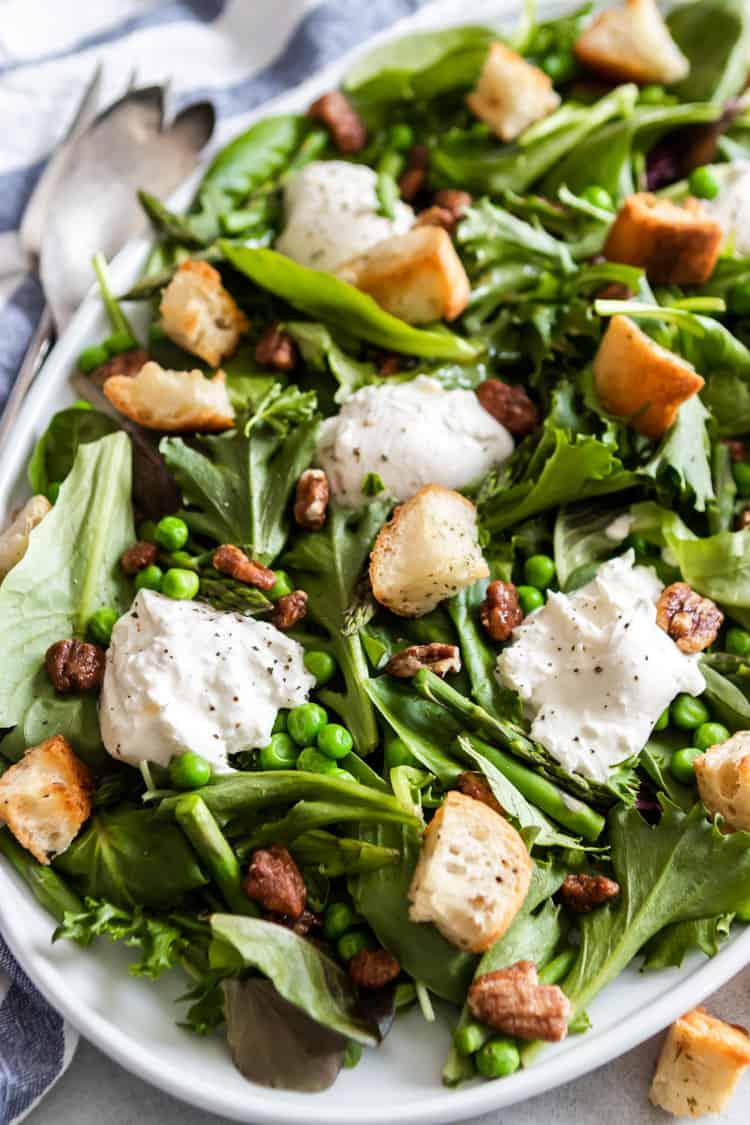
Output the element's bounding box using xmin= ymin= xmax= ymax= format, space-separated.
xmin=1 ymin=3 xmax=749 ymax=1122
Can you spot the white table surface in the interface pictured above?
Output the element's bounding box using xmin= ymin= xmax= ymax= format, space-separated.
xmin=27 ymin=965 xmax=750 ymax=1125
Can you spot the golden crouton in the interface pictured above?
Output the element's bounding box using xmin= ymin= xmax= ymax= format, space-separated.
xmin=466 ymin=42 xmax=561 ymax=143
xmin=593 ymin=314 xmax=704 ymax=440
xmin=695 ymin=731 xmax=750 ymax=832
xmin=0 ymin=495 xmax=51 ymax=579
xmin=369 ymin=484 xmax=488 ymax=617
xmin=0 ymin=735 xmax=93 ymax=864
xmin=603 ymin=193 xmax=723 ymax=285
xmin=338 ymin=226 xmax=470 ymax=324
xmin=575 ymin=0 xmax=690 ymax=85
xmin=408 ymin=791 xmax=532 ymax=952
xmin=160 ymin=259 xmax=248 ymax=366
xmin=104 ymin=360 xmax=235 ymax=433
xmin=649 ymin=1007 xmax=750 ymax=1118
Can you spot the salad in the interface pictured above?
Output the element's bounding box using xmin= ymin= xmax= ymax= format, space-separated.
xmin=2 ymin=0 xmax=750 ymax=1112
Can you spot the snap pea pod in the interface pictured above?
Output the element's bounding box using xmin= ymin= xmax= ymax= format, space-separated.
xmin=174 ymin=794 xmax=257 ymax=916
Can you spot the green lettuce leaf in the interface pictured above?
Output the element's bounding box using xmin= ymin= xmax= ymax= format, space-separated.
xmin=641 ymin=914 xmax=733 ymax=970
xmin=668 ymin=0 xmax=750 ymax=103
xmin=27 ymin=404 xmax=118 ymax=496
xmin=54 ymin=897 xmax=193 ymax=977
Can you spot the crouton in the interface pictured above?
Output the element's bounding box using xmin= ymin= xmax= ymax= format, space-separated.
xmin=603 ymin=193 xmax=723 ymax=285
xmin=0 ymin=735 xmax=93 ymax=864
xmin=159 ymin=260 xmax=248 ymax=366
xmin=575 ymin=0 xmax=690 ymax=85
xmin=593 ymin=314 xmax=704 ymax=440
xmin=408 ymin=791 xmax=532 ymax=953
xmin=695 ymin=731 xmax=750 ymax=832
xmin=466 ymin=43 xmax=561 ymax=143
xmin=337 ymin=226 xmax=470 ymax=324
xmin=369 ymin=485 xmax=488 ymax=617
xmin=0 ymin=495 xmax=51 ymax=578
xmin=649 ymin=1007 xmax=750 ymax=1118
xmin=103 ymin=360 xmax=235 ymax=432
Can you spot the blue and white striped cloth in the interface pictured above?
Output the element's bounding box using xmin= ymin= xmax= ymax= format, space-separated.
xmin=0 ymin=2 xmax=427 ymax=1118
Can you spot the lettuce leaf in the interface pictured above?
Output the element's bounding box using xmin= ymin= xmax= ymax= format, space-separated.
xmin=641 ymin=914 xmax=733 ymax=970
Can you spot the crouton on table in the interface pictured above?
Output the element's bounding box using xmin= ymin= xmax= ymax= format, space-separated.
xmin=408 ymin=790 xmax=532 ymax=952
xmin=649 ymin=1007 xmax=750 ymax=1118
xmin=695 ymin=731 xmax=750 ymax=832
xmin=466 ymin=43 xmax=560 ymax=143
xmin=0 ymin=495 xmax=51 ymax=578
xmin=603 ymin=193 xmax=722 ymax=285
xmin=593 ymin=314 xmax=704 ymax=440
xmin=575 ymin=0 xmax=690 ymax=86
xmin=160 ymin=259 xmax=248 ymax=366
xmin=104 ymin=360 xmax=235 ymax=432
xmin=0 ymin=735 xmax=93 ymax=864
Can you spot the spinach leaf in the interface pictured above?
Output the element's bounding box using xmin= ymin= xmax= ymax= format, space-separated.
xmin=364 ymin=676 xmax=463 ymax=784
xmin=640 ymin=395 xmax=714 ymax=513
xmin=699 ymin=661 xmax=750 ymax=729
xmin=220 ymin=245 xmax=478 ymax=362
xmin=27 ymin=404 xmax=118 ymax=496
xmin=668 ymin=0 xmax=750 ymax=103
xmin=641 ymin=914 xmax=733 ymax=970
xmin=210 ymin=914 xmax=379 ymax=1045
xmin=0 ymin=433 xmax=134 ymax=726
xmin=55 ymin=807 xmax=207 ymax=909
xmin=240 ymin=796 xmax=418 ymax=850
xmin=0 ymin=689 xmax=107 ymax=773
xmin=563 ymin=802 xmax=750 ymax=1017
xmin=553 ymin=501 xmax=629 ymax=592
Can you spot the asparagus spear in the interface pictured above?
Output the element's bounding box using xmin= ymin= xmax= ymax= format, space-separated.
xmin=0 ymin=828 xmax=82 ymax=923
xmin=174 ymin=794 xmax=257 ymax=917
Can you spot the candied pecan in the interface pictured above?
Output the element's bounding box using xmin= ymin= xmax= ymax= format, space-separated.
xmin=377 ymin=353 xmax=403 ymax=376
xmin=656 ymin=581 xmax=723 ymax=654
xmin=434 ymin=189 xmax=472 ymax=220
xmin=264 ymin=908 xmax=323 ymax=936
xmin=348 ymin=948 xmax=401 ymax=990
xmin=725 ymin=439 xmax=746 ymax=463
xmin=738 ymin=507 xmax=750 ymax=531
xmin=254 ymin=321 xmax=297 ymax=371
xmin=457 ymin=771 xmax=504 ymax=816
xmin=88 ymin=348 xmax=150 ymax=388
xmin=272 ymin=590 xmax=308 ymax=631
xmin=398 ymin=166 xmax=426 ymax=202
xmin=480 ymin=580 xmax=523 ymax=643
xmin=294 ymin=469 xmax=329 ymax=531
xmin=597 ymin=282 xmax=633 ymax=301
xmin=476 ymin=379 xmax=539 ymax=437
xmin=559 ymin=873 xmax=620 ymax=914
xmin=468 ymin=961 xmax=570 ymax=1042
xmin=244 ymin=845 xmax=306 ymax=918
xmin=120 ymin=540 xmax=158 ymax=575
xmin=212 ymin=544 xmax=276 ymax=590
xmin=385 ymin=643 xmax=461 ymax=678
xmin=414 ymin=205 xmax=457 ymax=233
xmin=308 ymin=91 xmax=367 ymax=153
xmin=45 ymin=639 xmax=106 ymax=693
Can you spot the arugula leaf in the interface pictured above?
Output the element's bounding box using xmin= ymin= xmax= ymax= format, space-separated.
xmin=27 ymin=404 xmax=118 ymax=496
xmin=284 ymin=503 xmax=390 ymax=753
xmin=563 ymin=802 xmax=750 ymax=1017
xmin=641 ymin=914 xmax=733 ymax=970
xmin=668 ymin=0 xmax=750 ymax=103
xmin=286 ymin=321 xmax=377 ymax=403
xmin=640 ymin=395 xmax=714 ymax=513
xmin=0 ymin=433 xmax=133 ymax=726
xmin=220 ymin=245 xmax=478 ymax=362
xmin=54 ymin=897 xmax=191 ymax=977
xmin=209 ymin=914 xmax=379 ymax=1045
xmin=458 ymin=199 xmax=576 ymax=275
xmin=553 ymin=501 xmax=629 ymax=592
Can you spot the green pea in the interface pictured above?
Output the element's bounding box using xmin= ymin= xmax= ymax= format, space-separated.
xmin=155 ymin=515 xmax=189 ymax=551
xmin=726 ymin=625 xmax=750 ymax=656
xmin=272 ymin=710 xmax=288 ymax=733
xmin=77 ymin=343 xmax=109 ymax=373
xmin=104 ymin=330 xmax=137 ymax=356
xmin=728 ymin=281 xmax=750 ymax=317
xmin=517 ymin=585 xmax=545 ymax=614
xmin=169 ymin=751 xmax=212 ymax=790
xmin=581 ymin=185 xmax=614 ymax=210
xmin=733 ymin=462 xmax=750 ymax=498
xmin=653 ymin=707 xmax=670 ymax=732
xmin=694 ymin=721 xmax=730 ymax=751
xmin=476 ymin=1037 xmax=521 ymax=1079
xmin=343 ymin=1041 xmax=363 ymax=1069
xmin=541 ymin=51 xmax=575 ymax=83
xmin=670 ymin=747 xmax=703 ymax=785
xmin=331 ymin=767 xmax=357 ymax=783
xmin=388 ymin=123 xmax=414 ymax=151
xmin=671 ymin=693 xmax=710 ymax=731
xmin=46 ymin=481 xmax=62 ymax=504
xmin=269 ymin=569 xmax=294 ymax=599
xmin=162 ymin=567 xmax=200 ymax=600
xmin=385 ymin=736 xmax=418 ymax=770
xmin=454 ymin=1020 xmax=488 ymax=1057
xmin=324 ymin=901 xmax=359 ymax=941
xmin=87 ymin=607 xmax=119 ymax=646
xmin=138 ymin=520 xmax=159 ymax=543
xmin=469 ymin=121 xmax=490 ymax=139
xmin=304 ymin=650 xmax=337 ymax=685
xmin=337 ymin=928 xmax=373 ymax=961
xmin=688 ymin=166 xmax=720 ymax=201
xmin=638 ymin=84 xmax=667 ymax=104
xmin=296 ymin=746 xmax=337 ymax=774
xmin=134 ymin=564 xmax=163 ymax=592
xmin=288 ymin=702 xmax=328 ymax=746
xmin=317 ymin=723 xmax=354 ymax=760
xmin=524 ymin=555 xmax=556 ymax=590
xmin=258 ymin=733 xmax=298 ymax=771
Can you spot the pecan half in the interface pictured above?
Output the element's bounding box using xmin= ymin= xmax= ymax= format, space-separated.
xmin=45 ymin=639 xmax=106 ymax=693
xmin=476 ymin=379 xmax=539 ymax=437
xmin=120 ymin=540 xmax=158 ymax=576
xmin=212 ymin=544 xmax=276 ymax=590
xmin=244 ymin=845 xmax=306 ymax=919
xmin=272 ymin=590 xmax=308 ymax=631
xmin=88 ymin=347 xmax=150 ymax=388
xmin=738 ymin=507 xmax=750 ymax=531
xmin=348 ymin=948 xmax=401 ymax=990
xmin=377 ymin=353 xmax=404 ymax=376
xmin=264 ymin=908 xmax=323 ymax=937
xmin=398 ymin=144 xmax=430 ymax=202
xmin=559 ymin=873 xmax=620 ymax=914
xmin=254 ymin=321 xmax=297 ymax=371
xmin=468 ymin=961 xmax=570 ymax=1042
xmin=294 ymin=469 xmax=329 ymax=531
xmin=656 ymin=581 xmax=723 ymax=654
xmin=457 ymin=771 xmax=504 ymax=816
xmin=385 ymin=643 xmax=461 ymax=678
xmin=597 ymin=282 xmax=633 ymax=301
xmin=308 ymin=91 xmax=367 ymax=153
xmin=480 ymin=580 xmax=523 ymax=643
xmin=725 ymin=439 xmax=746 ymax=463
xmin=434 ymin=189 xmax=472 ymax=220
xmin=414 ymin=205 xmax=457 ymax=233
